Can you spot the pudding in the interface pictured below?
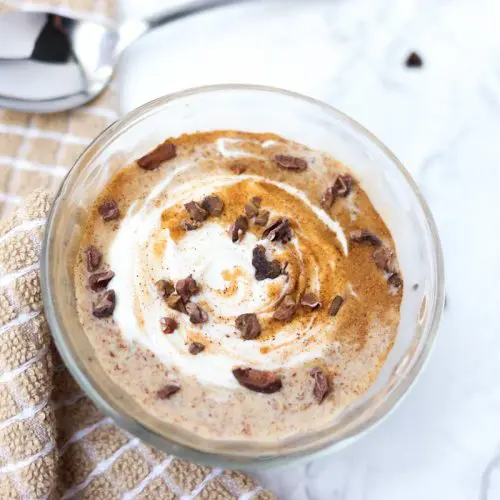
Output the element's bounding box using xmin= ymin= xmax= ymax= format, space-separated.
xmin=74 ymin=130 xmax=403 ymax=440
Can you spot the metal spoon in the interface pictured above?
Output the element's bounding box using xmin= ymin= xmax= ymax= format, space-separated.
xmin=0 ymin=0 xmax=246 ymax=113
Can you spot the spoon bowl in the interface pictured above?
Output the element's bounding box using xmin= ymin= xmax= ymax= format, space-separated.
xmin=0 ymin=11 xmax=121 ymax=112
xmin=0 ymin=0 xmax=246 ymax=113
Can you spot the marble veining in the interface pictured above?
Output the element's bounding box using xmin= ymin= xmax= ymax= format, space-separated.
xmin=115 ymin=0 xmax=500 ymax=498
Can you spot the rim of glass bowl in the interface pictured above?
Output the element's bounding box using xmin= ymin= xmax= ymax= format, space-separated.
xmin=41 ymin=84 xmax=445 ymax=468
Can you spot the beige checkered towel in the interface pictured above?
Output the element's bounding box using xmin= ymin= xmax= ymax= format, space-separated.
xmin=0 ymin=1 xmax=274 ymax=498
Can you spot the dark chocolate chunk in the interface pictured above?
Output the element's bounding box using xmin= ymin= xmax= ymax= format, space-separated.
xmin=274 ymin=154 xmax=308 ymax=172
xmin=320 ymin=186 xmax=337 ymax=210
xmin=92 ymin=290 xmax=116 ymax=318
xmin=372 ymin=246 xmax=396 ymax=273
xmin=88 ymin=270 xmax=114 ymax=291
xmin=137 ymin=140 xmax=176 ymax=170
xmin=186 ymin=302 xmax=208 ymax=324
xmin=184 ymin=201 xmax=208 ymax=222
xmin=230 ymin=215 xmax=249 ymax=242
xmin=252 ymin=245 xmax=282 ymax=281
xmin=157 ymin=383 xmax=180 ymax=399
xmin=328 ymin=295 xmax=344 ymax=316
xmin=300 ymin=292 xmax=321 ymax=310
xmin=85 ymin=246 xmax=102 ymax=272
xmin=310 ymin=367 xmax=331 ymax=404
xmin=349 ymin=229 xmax=382 ymax=246
xmin=334 ymin=174 xmax=353 ymax=197
xmin=188 ymin=342 xmax=205 ymax=355
xmin=244 ymin=196 xmax=262 ymax=218
xmin=321 ymin=175 xmax=354 ymax=209
xmin=99 ymin=199 xmax=119 ymax=221
xmin=273 ymin=295 xmax=296 ymax=321
xmin=405 ymin=51 xmax=423 ymax=68
xmin=175 ymin=275 xmax=200 ymax=302
xmin=181 ymin=219 xmax=201 ymax=231
xmin=232 ymin=367 xmax=282 ymax=394
xmin=263 ymin=218 xmax=292 ymax=244
xmin=156 ymin=279 xmax=175 ymax=299
xmin=254 ymin=210 xmax=270 ymax=227
xmin=235 ymin=313 xmax=262 ymax=340
xmin=201 ymin=195 xmax=224 ymax=216
xmin=388 ymin=273 xmax=403 ymax=289
xmin=166 ymin=293 xmax=187 ymax=314
xmin=230 ymin=162 xmax=247 ymax=174
xmin=160 ymin=317 xmax=178 ymax=334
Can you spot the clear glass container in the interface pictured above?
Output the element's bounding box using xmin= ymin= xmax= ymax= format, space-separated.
xmin=41 ymin=84 xmax=444 ymax=468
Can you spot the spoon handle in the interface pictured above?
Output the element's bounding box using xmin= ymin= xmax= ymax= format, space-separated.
xmin=144 ymin=0 xmax=249 ymax=31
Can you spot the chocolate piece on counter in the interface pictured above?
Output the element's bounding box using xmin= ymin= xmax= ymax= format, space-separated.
xmin=180 ymin=219 xmax=201 ymax=231
xmin=98 ymin=199 xmax=119 ymax=221
xmin=349 ymin=229 xmax=382 ymax=246
xmin=230 ymin=215 xmax=249 ymax=242
xmin=244 ymin=196 xmax=262 ymax=218
xmin=254 ymin=209 xmax=270 ymax=227
xmin=300 ymin=292 xmax=321 ymax=310
xmin=184 ymin=201 xmax=208 ymax=222
xmin=85 ymin=246 xmax=102 ymax=272
xmin=405 ymin=51 xmax=423 ymax=68
xmin=188 ymin=342 xmax=205 ymax=355
xmin=328 ymin=295 xmax=344 ymax=317
xmin=156 ymin=279 xmax=175 ymax=299
xmin=274 ymin=154 xmax=308 ymax=172
xmin=388 ymin=272 xmax=403 ymax=289
xmin=92 ymin=290 xmax=116 ymax=318
xmin=137 ymin=140 xmax=176 ymax=170
xmin=263 ymin=218 xmax=292 ymax=244
xmin=201 ymin=195 xmax=224 ymax=216
xmin=167 ymin=293 xmax=187 ymax=314
xmin=252 ymin=245 xmax=282 ymax=281
xmin=186 ymin=302 xmax=208 ymax=324
xmin=160 ymin=317 xmax=178 ymax=334
xmin=89 ymin=270 xmax=114 ymax=291
xmin=372 ymin=246 xmax=396 ymax=273
xmin=273 ymin=295 xmax=296 ymax=321
xmin=232 ymin=367 xmax=282 ymax=394
xmin=310 ymin=367 xmax=331 ymax=404
xmin=157 ymin=383 xmax=180 ymax=399
xmin=175 ymin=275 xmax=200 ymax=302
xmin=235 ymin=313 xmax=262 ymax=340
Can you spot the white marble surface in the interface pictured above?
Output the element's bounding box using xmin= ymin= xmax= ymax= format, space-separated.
xmin=117 ymin=0 xmax=500 ymax=498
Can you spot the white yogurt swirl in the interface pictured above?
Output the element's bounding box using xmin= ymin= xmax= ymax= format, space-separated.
xmin=109 ymin=151 xmax=348 ymax=389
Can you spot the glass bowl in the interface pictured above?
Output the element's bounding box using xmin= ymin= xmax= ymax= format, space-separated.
xmin=41 ymin=84 xmax=444 ymax=468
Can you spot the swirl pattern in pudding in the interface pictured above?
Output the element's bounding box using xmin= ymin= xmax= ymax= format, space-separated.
xmin=74 ymin=130 xmax=403 ymax=441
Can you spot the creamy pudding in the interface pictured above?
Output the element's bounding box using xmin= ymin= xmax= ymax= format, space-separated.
xmin=74 ymin=130 xmax=403 ymax=440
